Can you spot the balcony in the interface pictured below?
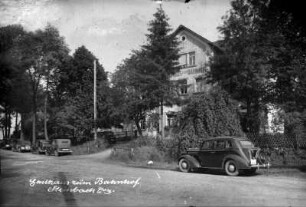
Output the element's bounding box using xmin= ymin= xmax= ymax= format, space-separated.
xmin=172 ymin=65 xmax=208 ymax=78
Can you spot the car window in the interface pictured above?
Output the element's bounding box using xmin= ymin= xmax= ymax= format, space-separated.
xmin=225 ymin=140 xmax=232 ymax=148
xmin=215 ymin=140 xmax=225 ymax=149
xmin=201 ymin=141 xmax=213 ymax=150
xmin=240 ymin=140 xmax=254 ymax=148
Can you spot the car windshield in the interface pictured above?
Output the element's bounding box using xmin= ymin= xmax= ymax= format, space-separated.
xmin=239 ymin=140 xmax=254 ymax=148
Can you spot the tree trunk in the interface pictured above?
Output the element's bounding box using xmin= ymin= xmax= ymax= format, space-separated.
xmin=20 ymin=113 xmax=25 ymax=142
xmin=134 ymin=119 xmax=142 ymax=137
xmin=32 ymin=93 xmax=37 ymax=144
xmin=32 ymin=113 xmax=36 ymax=144
xmin=160 ymin=100 xmax=164 ymax=138
xmin=15 ymin=112 xmax=18 ymax=132
xmin=4 ymin=109 xmax=8 ymax=139
xmin=44 ymin=94 xmax=49 ymax=141
xmin=8 ymin=112 xmax=11 ymax=139
xmin=5 ymin=109 xmax=12 ymax=139
xmin=1 ymin=127 xmax=4 ymax=140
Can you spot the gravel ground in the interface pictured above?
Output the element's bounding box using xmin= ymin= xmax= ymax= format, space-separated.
xmin=1 ymin=149 xmax=306 ymax=207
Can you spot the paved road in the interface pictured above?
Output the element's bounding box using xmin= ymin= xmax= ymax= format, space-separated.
xmin=1 ymin=149 xmax=306 ymax=207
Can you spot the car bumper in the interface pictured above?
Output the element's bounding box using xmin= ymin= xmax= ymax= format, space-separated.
xmin=58 ymin=149 xmax=72 ymax=153
xmin=250 ymin=163 xmax=271 ymax=168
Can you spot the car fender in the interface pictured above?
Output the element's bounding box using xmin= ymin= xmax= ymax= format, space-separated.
xmin=222 ymin=154 xmax=249 ymax=169
xmin=178 ymin=154 xmax=201 ymax=169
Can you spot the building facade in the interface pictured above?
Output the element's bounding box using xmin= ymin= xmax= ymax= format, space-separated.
xmin=158 ymin=25 xmax=222 ymax=133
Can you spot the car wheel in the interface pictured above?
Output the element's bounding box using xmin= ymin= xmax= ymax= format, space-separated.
xmin=179 ymin=158 xmax=191 ymax=173
xmin=225 ymin=160 xmax=239 ymax=176
xmin=244 ymin=168 xmax=257 ymax=175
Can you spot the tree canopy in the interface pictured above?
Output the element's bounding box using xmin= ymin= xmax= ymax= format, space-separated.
xmin=209 ymin=0 xmax=306 ymax=135
xmin=112 ymin=8 xmax=180 ymax=137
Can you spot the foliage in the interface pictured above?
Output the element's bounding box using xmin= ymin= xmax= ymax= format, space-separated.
xmin=0 ymin=25 xmax=30 ymax=139
xmin=11 ymin=24 xmax=71 ymax=143
xmin=209 ymin=0 xmax=272 ymax=134
xmin=141 ymin=7 xmax=180 ymax=106
xmin=283 ymin=111 xmax=306 ymax=146
xmin=209 ymin=0 xmax=306 ymax=135
xmin=111 ymin=8 xmax=180 ymax=136
xmin=0 ymin=24 xmax=25 ymax=105
xmin=175 ymin=87 xmax=244 ymax=138
xmin=54 ymin=45 xmax=112 ymax=141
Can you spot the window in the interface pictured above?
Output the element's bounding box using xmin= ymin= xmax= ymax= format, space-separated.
xmin=140 ymin=119 xmax=146 ymax=130
xmin=201 ymin=141 xmax=213 ymax=150
xmin=240 ymin=140 xmax=254 ymax=148
xmin=180 ymin=85 xmax=187 ymax=94
xmin=225 ymin=140 xmax=232 ymax=148
xmin=179 ymin=54 xmax=187 ymax=68
xmin=178 ymin=52 xmax=196 ymax=68
xmin=166 ymin=112 xmax=177 ymax=127
xmin=215 ymin=140 xmax=226 ymax=149
xmin=189 ymin=52 xmax=195 ymax=66
xmin=177 ymin=79 xmax=188 ymax=95
xmin=181 ymin=36 xmax=186 ymax=41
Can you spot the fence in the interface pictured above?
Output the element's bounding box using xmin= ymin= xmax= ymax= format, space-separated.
xmin=247 ymin=133 xmax=306 ymax=149
xmin=247 ymin=133 xmax=306 ymax=167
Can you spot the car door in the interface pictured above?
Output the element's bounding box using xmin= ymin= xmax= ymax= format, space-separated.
xmin=198 ymin=140 xmax=216 ymax=168
xmin=209 ymin=140 xmax=228 ymax=168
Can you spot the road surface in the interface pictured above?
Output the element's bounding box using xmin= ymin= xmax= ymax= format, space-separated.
xmin=1 ymin=149 xmax=306 ymax=207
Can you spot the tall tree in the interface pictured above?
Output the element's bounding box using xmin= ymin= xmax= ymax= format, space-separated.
xmin=13 ymin=24 xmax=70 ymax=143
xmin=55 ymin=46 xmax=109 ymax=140
xmin=142 ymin=7 xmax=180 ymax=137
xmin=210 ymin=0 xmax=306 ymax=136
xmin=38 ymin=24 xmax=70 ymax=141
xmin=0 ymin=24 xmax=26 ymax=139
xmin=112 ymin=50 xmax=153 ymax=135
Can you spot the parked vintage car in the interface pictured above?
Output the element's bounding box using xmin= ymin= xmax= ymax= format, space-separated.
xmin=36 ymin=140 xmax=51 ymax=154
xmin=2 ymin=143 xmax=12 ymax=150
xmin=14 ymin=140 xmax=32 ymax=152
xmin=178 ymin=136 xmax=270 ymax=176
xmin=45 ymin=139 xmax=72 ymax=156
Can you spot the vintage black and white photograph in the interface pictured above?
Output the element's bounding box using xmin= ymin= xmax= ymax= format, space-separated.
xmin=1 ymin=0 xmax=306 ymax=206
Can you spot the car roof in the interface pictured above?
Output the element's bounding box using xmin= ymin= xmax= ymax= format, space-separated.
xmin=201 ymin=136 xmax=249 ymax=141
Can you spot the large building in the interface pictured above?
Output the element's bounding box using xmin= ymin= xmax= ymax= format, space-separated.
xmin=156 ymin=25 xmax=222 ymax=134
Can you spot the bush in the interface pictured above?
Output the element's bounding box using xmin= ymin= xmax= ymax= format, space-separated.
xmin=133 ymin=146 xmax=165 ymax=162
xmin=173 ymin=87 xmax=244 ymax=143
xmin=110 ymin=149 xmax=133 ymax=163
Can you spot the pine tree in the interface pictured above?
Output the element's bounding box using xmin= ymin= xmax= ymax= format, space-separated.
xmin=142 ymin=8 xmax=180 ymax=137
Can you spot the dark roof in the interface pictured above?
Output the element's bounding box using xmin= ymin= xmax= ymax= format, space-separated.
xmin=172 ymin=25 xmax=223 ymax=53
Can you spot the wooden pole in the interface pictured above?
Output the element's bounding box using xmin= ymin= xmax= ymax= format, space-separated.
xmin=94 ymin=60 xmax=97 ymax=141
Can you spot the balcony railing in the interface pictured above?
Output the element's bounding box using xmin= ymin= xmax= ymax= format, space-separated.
xmin=172 ymin=66 xmax=208 ymax=78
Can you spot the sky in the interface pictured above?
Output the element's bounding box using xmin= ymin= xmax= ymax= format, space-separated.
xmin=0 ymin=0 xmax=232 ymax=73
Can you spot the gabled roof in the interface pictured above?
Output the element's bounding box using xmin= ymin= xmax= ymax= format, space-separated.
xmin=172 ymin=25 xmax=223 ymax=53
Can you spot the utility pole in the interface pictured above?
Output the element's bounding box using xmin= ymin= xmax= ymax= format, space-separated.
xmin=93 ymin=60 xmax=97 ymax=141
xmin=155 ymin=0 xmax=163 ymax=9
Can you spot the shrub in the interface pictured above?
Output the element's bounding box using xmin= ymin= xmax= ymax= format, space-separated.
xmin=110 ymin=149 xmax=132 ymax=163
xmin=133 ymin=146 xmax=165 ymax=162
xmin=174 ymin=87 xmax=244 ymax=139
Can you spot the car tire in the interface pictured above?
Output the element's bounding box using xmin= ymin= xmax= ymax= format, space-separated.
xmin=225 ymin=160 xmax=239 ymax=176
xmin=179 ymin=158 xmax=191 ymax=173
